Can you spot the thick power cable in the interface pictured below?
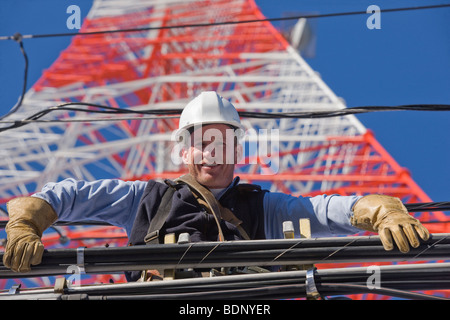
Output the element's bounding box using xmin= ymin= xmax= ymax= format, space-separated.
xmin=405 ymin=201 xmax=450 ymax=213
xmin=2 ymin=262 xmax=448 ymax=300
xmin=0 ymin=234 xmax=449 ymax=278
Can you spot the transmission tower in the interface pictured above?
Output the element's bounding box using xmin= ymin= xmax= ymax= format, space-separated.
xmin=0 ymin=0 xmax=448 ymax=296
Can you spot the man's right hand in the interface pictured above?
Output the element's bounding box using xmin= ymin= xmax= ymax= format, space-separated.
xmin=3 ymin=197 xmax=57 ymax=272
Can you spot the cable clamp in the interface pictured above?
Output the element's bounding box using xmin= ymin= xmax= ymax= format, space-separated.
xmin=305 ymin=267 xmax=321 ymax=300
xmin=12 ymin=32 xmax=23 ymax=43
xmin=144 ymin=230 xmax=159 ymax=244
xmin=76 ymin=247 xmax=86 ymax=274
xmin=8 ymin=284 xmax=21 ymax=295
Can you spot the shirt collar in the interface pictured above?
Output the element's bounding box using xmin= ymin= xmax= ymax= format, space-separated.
xmin=215 ymin=176 xmax=240 ymax=199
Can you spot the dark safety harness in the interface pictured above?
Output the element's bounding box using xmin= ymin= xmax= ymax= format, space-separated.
xmin=126 ymin=174 xmax=266 ymax=281
xmin=144 ymin=174 xmax=252 ymax=244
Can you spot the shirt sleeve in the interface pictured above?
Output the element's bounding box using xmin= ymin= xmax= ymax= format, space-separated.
xmin=32 ymin=178 xmax=147 ymax=236
xmin=263 ymin=192 xmax=363 ymax=239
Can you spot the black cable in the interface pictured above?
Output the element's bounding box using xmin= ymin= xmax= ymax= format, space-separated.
xmin=2 ymin=102 xmax=450 ymax=133
xmin=0 ymin=102 xmax=183 ymax=132
xmin=0 ymin=33 xmax=29 ymax=120
xmin=9 ymin=268 xmax=450 ymax=300
xmin=318 ymin=283 xmax=450 ymax=301
xmin=405 ymin=201 xmax=450 ymax=212
xmin=238 ymin=104 xmax=450 ymax=119
xmin=93 ymin=284 xmax=449 ymax=300
xmin=1 ymin=234 xmax=449 ymax=278
xmin=1 ymin=251 xmax=448 ymax=300
xmin=91 ymin=283 xmax=308 ymax=300
xmin=1 ymin=4 xmax=450 ymax=126
xmin=58 ymin=266 xmax=450 ymax=300
xmin=1 ymin=4 xmax=449 ymax=41
xmin=1 ymin=4 xmax=449 ymax=122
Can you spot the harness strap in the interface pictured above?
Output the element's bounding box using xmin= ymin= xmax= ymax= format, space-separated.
xmin=143 ymin=181 xmax=177 ymax=245
xmin=221 ymin=206 xmax=251 ymax=241
xmin=144 ymin=174 xmax=251 ymax=244
xmin=177 ymin=174 xmax=250 ymax=241
xmin=176 ymin=174 xmax=225 ymax=241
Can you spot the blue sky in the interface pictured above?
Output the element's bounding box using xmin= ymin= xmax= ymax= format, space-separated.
xmin=0 ymin=0 xmax=449 ymax=202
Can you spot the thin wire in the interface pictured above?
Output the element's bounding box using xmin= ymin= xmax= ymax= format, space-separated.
xmin=321 ymin=238 xmax=360 ymax=261
xmin=410 ymin=235 xmax=450 ymax=261
xmin=0 ymin=34 xmax=28 ymax=121
xmin=197 ymin=242 xmax=221 ymax=266
xmin=1 ymin=4 xmax=449 ymax=41
xmin=239 ymin=105 xmax=450 ymax=119
xmin=0 ymin=102 xmax=183 ymax=132
xmin=176 ymin=243 xmax=194 ymax=268
xmin=271 ymin=239 xmax=306 ymax=262
xmin=0 ymin=115 xmax=179 ymax=124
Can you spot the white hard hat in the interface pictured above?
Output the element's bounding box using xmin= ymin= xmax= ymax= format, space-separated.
xmin=176 ymin=91 xmax=243 ymax=139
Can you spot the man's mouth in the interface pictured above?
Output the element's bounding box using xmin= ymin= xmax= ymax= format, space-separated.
xmin=201 ymin=163 xmax=219 ymax=167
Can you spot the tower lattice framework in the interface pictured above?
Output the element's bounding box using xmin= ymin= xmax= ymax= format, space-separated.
xmin=0 ymin=0 xmax=448 ymax=295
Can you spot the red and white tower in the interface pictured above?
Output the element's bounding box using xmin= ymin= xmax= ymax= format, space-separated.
xmin=0 ymin=0 xmax=448 ymax=295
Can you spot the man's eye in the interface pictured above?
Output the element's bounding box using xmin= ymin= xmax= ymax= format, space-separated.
xmin=192 ymin=141 xmax=226 ymax=149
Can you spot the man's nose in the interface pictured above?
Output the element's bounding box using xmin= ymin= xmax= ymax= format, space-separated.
xmin=202 ymin=142 xmax=224 ymax=163
xmin=203 ymin=145 xmax=215 ymax=157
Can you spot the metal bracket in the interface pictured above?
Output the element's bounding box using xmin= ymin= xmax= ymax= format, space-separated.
xmin=178 ymin=232 xmax=191 ymax=244
xmin=76 ymin=247 xmax=86 ymax=274
xmin=54 ymin=277 xmax=68 ymax=294
xmin=305 ymin=267 xmax=321 ymax=300
xmin=8 ymin=284 xmax=21 ymax=295
xmin=163 ymin=233 xmax=176 ymax=280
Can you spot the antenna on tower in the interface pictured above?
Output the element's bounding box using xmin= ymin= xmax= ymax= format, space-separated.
xmin=279 ymin=12 xmax=317 ymax=58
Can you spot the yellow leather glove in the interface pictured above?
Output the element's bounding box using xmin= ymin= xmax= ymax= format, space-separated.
xmin=3 ymin=197 xmax=57 ymax=272
xmin=351 ymin=194 xmax=430 ymax=253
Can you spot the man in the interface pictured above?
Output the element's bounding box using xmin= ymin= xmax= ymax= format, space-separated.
xmin=3 ymin=91 xmax=430 ymax=275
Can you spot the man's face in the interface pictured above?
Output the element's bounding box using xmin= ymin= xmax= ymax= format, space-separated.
xmin=182 ymin=124 xmax=241 ymax=189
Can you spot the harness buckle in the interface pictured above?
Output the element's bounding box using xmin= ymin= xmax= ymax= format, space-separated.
xmin=144 ymin=230 xmax=159 ymax=244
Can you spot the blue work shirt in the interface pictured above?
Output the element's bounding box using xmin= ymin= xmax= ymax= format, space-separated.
xmin=32 ymin=177 xmax=362 ymax=239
